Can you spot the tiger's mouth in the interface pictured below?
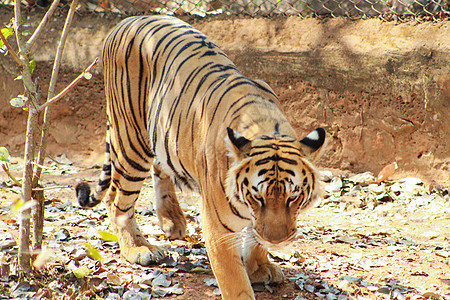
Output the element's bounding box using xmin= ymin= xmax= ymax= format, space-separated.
xmin=252 ymin=227 xmax=297 ymax=250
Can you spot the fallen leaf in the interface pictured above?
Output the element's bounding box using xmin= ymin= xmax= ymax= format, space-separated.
xmin=72 ymin=266 xmax=89 ymax=278
xmin=377 ymin=162 xmax=398 ymax=183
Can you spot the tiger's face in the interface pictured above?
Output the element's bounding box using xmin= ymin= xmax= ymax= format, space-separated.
xmin=226 ymin=128 xmax=322 ymax=246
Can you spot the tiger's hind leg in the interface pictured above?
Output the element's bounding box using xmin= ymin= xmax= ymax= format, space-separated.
xmin=152 ymin=162 xmax=186 ymax=240
xmin=243 ymin=230 xmax=284 ymax=284
xmin=105 ymin=138 xmax=165 ymax=266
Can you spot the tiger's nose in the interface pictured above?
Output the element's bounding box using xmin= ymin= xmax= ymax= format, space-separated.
xmin=262 ymin=224 xmax=289 ymax=244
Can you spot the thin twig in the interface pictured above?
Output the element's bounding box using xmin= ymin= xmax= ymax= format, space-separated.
xmin=39 ymin=57 xmax=98 ymax=111
xmin=72 ymin=217 xmax=90 ymax=225
xmin=32 ymin=186 xmax=71 ymax=191
xmin=26 ymin=0 xmax=61 ymax=50
xmin=0 ymin=29 xmax=21 ymax=66
xmin=30 ymin=161 xmax=56 ymax=170
xmin=2 ymin=164 xmax=22 ymax=187
xmin=33 ymin=0 xmax=79 ymax=185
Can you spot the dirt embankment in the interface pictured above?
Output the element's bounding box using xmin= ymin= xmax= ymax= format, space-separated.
xmin=0 ymin=9 xmax=448 ymax=185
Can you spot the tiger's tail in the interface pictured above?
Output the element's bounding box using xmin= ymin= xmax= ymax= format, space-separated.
xmin=75 ymin=123 xmax=112 ymax=208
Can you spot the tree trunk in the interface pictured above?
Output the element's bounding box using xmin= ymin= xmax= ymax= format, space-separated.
xmin=18 ymin=100 xmax=40 ymax=273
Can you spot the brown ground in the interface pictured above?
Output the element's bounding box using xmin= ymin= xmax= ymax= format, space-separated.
xmin=0 ymin=13 xmax=449 ymax=300
xmin=0 ymin=63 xmax=449 ymax=299
xmin=0 ymin=152 xmax=449 ymax=299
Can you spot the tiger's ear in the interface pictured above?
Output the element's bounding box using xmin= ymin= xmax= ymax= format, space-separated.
xmin=299 ymin=127 xmax=326 ymax=160
xmin=226 ymin=127 xmax=252 ymax=159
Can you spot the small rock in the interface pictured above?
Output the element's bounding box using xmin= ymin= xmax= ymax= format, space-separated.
xmin=162 ymin=283 xmax=184 ymax=295
xmin=325 ymin=177 xmax=343 ymax=193
xmin=177 ymin=261 xmax=195 ymax=272
xmin=305 ymin=284 xmax=315 ymax=293
xmin=319 ymin=170 xmax=334 ymax=182
xmin=213 ymin=288 xmax=221 ymax=296
xmin=106 ymin=293 xmax=121 ymax=300
xmin=123 ymin=289 xmax=151 ymax=300
xmin=392 ymin=289 xmax=405 ymax=300
xmin=0 ymin=239 xmax=16 ymax=250
xmin=152 ymin=288 xmax=168 ymax=298
xmin=54 ymin=228 xmax=70 ymax=241
xmin=204 ymin=278 xmax=218 ymax=287
xmin=341 ymin=275 xmax=362 ymax=283
xmin=349 ymin=172 xmax=375 ymax=184
xmin=152 ymin=273 xmax=171 ymax=287
xmin=326 ymin=293 xmax=337 ymax=300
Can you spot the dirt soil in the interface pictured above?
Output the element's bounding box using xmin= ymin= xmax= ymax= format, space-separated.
xmin=0 ymin=10 xmax=449 ymax=185
xmin=0 ymin=67 xmax=449 ymax=299
xmin=0 ymin=153 xmax=449 ymax=299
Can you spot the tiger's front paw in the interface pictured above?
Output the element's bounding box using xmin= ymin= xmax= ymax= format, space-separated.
xmin=122 ymin=244 xmax=165 ymax=266
xmin=247 ymin=261 xmax=284 ymax=284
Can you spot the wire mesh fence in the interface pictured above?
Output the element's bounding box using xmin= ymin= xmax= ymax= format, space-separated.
xmin=0 ymin=0 xmax=449 ymax=20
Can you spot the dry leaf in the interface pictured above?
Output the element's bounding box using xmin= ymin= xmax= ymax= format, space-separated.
xmin=106 ymin=272 xmax=123 ymax=286
xmin=377 ymin=162 xmax=398 ymax=183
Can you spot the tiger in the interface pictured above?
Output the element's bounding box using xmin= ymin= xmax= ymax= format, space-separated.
xmin=75 ymin=15 xmax=325 ymax=300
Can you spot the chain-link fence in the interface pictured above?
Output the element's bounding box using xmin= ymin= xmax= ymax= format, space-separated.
xmin=1 ymin=0 xmax=449 ymax=20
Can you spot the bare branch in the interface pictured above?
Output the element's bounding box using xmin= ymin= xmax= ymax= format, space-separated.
xmin=13 ymin=1 xmax=24 ymax=56
xmin=39 ymin=57 xmax=98 ymax=111
xmin=0 ymin=29 xmax=21 ymax=66
xmin=31 ymin=161 xmax=56 ymax=170
xmin=33 ymin=0 xmax=76 ymax=185
xmin=32 ymin=186 xmax=71 ymax=191
xmin=26 ymin=0 xmax=61 ymax=50
xmin=2 ymin=164 xmax=22 ymax=187
xmin=14 ymin=0 xmax=34 ymax=274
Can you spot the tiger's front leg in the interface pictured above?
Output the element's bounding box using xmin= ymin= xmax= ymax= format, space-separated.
xmin=103 ymin=179 xmax=165 ymax=266
xmin=243 ymin=229 xmax=285 ymax=284
xmin=202 ymin=198 xmax=255 ymax=300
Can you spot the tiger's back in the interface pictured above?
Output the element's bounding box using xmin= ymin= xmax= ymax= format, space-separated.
xmin=77 ymin=15 xmax=326 ymax=300
xmin=104 ymin=15 xmax=296 ymax=192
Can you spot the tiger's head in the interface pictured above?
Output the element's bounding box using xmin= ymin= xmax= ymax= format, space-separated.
xmin=225 ymin=127 xmax=325 ymax=246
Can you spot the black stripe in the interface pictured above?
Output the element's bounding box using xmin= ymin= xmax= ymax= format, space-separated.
xmin=279 ymin=166 xmax=296 ymax=177
xmin=114 ymin=202 xmax=133 ymax=213
xmin=110 ymin=158 xmax=147 ymax=182
xmin=229 ymin=202 xmax=251 ymax=220
xmin=119 ymin=189 xmax=141 ymax=196
xmin=255 ymin=154 xmax=298 ymax=166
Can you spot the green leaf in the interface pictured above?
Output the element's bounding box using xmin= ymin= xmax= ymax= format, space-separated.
xmin=72 ymin=266 xmax=89 ymax=278
xmin=83 ymin=72 xmax=92 ymax=80
xmin=0 ymin=27 xmax=14 ymax=48
xmin=84 ymin=243 xmax=104 ymax=262
xmin=0 ymin=147 xmax=9 ymax=162
xmin=10 ymin=95 xmax=27 ymax=108
xmin=29 ymin=60 xmax=36 ymax=74
xmin=97 ymin=231 xmax=118 ymax=242
xmin=10 ymin=198 xmax=37 ymax=214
